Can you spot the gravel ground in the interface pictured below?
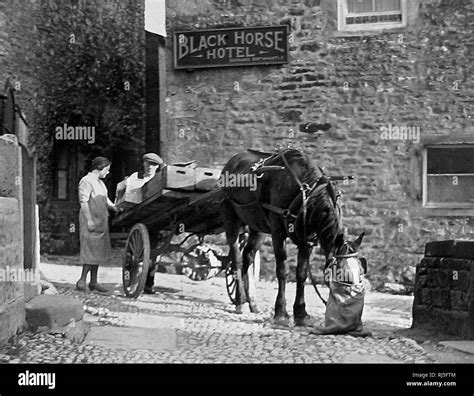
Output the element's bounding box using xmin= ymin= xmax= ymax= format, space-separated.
xmin=0 ymin=265 xmax=439 ymax=364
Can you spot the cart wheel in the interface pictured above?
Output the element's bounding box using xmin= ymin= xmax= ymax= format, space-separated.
xmin=123 ymin=223 xmax=150 ymax=298
xmin=225 ymin=264 xmax=238 ymax=305
xmin=225 ymin=246 xmax=261 ymax=305
xmin=181 ymin=244 xmax=221 ymax=281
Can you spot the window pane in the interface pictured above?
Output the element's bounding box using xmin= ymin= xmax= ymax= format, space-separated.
xmin=427 ymin=147 xmax=474 ymax=174
xmin=347 ymin=0 xmax=374 ymax=13
xmin=55 ymin=147 xmax=69 ymax=169
xmin=375 ymin=0 xmax=401 ymax=12
xmin=427 ymin=175 xmax=474 ymax=204
xmin=56 ymin=170 xmax=68 ymax=200
xmin=347 ymin=0 xmax=401 ymax=13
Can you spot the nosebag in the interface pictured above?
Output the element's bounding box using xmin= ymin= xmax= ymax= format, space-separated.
xmin=310 ymin=257 xmax=372 ymax=337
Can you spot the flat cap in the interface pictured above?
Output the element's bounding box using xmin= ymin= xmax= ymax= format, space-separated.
xmin=143 ymin=153 xmax=164 ymax=165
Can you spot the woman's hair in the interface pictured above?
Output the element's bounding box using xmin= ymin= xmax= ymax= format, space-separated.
xmin=91 ymin=156 xmax=111 ymax=171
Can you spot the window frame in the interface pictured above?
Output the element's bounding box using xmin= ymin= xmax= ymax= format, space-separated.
xmin=422 ymin=144 xmax=474 ymax=210
xmin=337 ymin=0 xmax=408 ymax=32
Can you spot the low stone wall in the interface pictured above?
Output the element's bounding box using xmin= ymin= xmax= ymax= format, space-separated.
xmin=0 ymin=136 xmax=25 ymax=343
xmin=0 ymin=197 xmax=26 ymax=343
xmin=413 ymin=240 xmax=474 ymax=339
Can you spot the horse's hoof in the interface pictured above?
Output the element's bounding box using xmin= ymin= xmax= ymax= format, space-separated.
xmin=249 ymin=304 xmax=260 ymax=314
xmin=273 ymin=316 xmax=290 ymax=327
xmin=235 ymin=305 xmax=244 ymax=314
xmin=294 ymin=315 xmax=312 ymax=327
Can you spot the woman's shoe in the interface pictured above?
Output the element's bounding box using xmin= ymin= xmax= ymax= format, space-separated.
xmin=89 ymin=283 xmax=109 ymax=293
xmin=76 ymin=280 xmax=87 ymax=292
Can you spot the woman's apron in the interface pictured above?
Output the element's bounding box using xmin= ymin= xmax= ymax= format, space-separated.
xmin=79 ymin=178 xmax=112 ymax=266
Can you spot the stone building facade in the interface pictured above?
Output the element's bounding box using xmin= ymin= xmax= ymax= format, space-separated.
xmin=1 ymin=0 xmax=35 ymax=344
xmin=0 ymin=1 xmax=40 ymax=116
xmin=163 ymin=0 xmax=473 ymax=285
xmin=0 ymin=136 xmax=26 ymax=343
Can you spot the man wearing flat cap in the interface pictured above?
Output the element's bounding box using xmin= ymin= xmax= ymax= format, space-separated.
xmin=114 ymin=153 xmax=165 ymax=294
xmin=140 ymin=153 xmax=164 ymax=180
xmin=140 ymin=153 xmax=164 ymax=294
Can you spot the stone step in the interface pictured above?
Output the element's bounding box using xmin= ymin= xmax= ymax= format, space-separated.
xmin=25 ymin=295 xmax=85 ymax=343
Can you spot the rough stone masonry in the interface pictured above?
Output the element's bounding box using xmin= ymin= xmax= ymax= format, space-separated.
xmin=164 ymin=0 xmax=473 ymax=286
xmin=0 ymin=136 xmax=25 ymax=343
xmin=413 ymin=240 xmax=474 ymax=339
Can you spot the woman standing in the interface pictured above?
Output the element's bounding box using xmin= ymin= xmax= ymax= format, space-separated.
xmin=76 ymin=156 xmax=118 ymax=292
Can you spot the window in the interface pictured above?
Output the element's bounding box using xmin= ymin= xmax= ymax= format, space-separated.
xmin=423 ymin=145 xmax=474 ymax=209
xmin=337 ymin=0 xmax=407 ymax=31
xmin=56 ymin=170 xmax=68 ymax=200
xmin=54 ymin=146 xmax=69 ymax=200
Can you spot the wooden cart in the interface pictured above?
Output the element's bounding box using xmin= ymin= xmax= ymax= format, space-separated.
xmin=112 ymin=187 xmax=259 ymax=301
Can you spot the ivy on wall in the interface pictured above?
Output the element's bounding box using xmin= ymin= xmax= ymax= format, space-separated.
xmin=26 ymin=0 xmax=146 ymax=252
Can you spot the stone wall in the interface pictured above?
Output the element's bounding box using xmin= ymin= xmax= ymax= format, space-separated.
xmin=413 ymin=240 xmax=474 ymax=339
xmin=0 ymin=0 xmax=41 ymax=120
xmin=0 ymin=136 xmax=25 ymax=343
xmin=164 ymin=0 xmax=474 ymax=286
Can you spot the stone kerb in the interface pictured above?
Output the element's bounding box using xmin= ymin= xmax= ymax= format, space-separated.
xmin=25 ymin=295 xmax=85 ymax=343
xmin=413 ymin=240 xmax=474 ymax=339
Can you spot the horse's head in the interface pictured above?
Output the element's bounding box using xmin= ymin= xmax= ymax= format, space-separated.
xmin=325 ymin=232 xmax=367 ymax=285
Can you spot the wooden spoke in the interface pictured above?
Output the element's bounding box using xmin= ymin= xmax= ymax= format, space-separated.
xmin=225 ymin=265 xmax=238 ymax=305
xmin=122 ymin=224 xmax=151 ymax=299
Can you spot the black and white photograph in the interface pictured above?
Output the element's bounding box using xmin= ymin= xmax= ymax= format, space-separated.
xmin=0 ymin=0 xmax=473 ymax=392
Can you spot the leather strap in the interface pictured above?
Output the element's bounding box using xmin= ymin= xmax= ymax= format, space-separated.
xmin=261 ymin=202 xmax=297 ymax=219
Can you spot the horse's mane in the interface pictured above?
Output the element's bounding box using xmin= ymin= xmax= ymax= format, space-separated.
xmin=267 ymin=149 xmax=321 ymax=186
xmin=306 ymin=183 xmax=341 ymax=256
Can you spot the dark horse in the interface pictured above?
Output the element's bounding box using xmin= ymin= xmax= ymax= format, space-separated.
xmin=221 ymin=148 xmax=343 ymax=326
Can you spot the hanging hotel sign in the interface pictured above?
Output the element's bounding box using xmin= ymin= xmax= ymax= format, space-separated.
xmin=174 ymin=25 xmax=289 ymax=69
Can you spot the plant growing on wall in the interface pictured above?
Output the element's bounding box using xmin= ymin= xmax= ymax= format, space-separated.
xmin=28 ymin=0 xmax=145 ymax=252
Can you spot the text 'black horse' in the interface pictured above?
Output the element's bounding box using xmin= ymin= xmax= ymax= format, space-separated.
xmin=221 ymin=148 xmax=345 ymax=326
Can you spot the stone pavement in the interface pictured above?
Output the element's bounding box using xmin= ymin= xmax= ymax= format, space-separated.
xmin=0 ymin=261 xmax=471 ymax=364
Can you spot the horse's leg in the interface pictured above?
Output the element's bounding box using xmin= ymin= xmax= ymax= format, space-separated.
xmin=242 ymin=230 xmax=265 ymax=314
xmin=294 ymin=245 xmax=312 ymax=327
xmin=222 ymin=200 xmax=246 ymax=314
xmin=271 ymin=222 xmax=289 ymax=326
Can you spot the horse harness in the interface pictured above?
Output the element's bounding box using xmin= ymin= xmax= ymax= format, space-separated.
xmin=254 ymin=150 xmax=343 ymax=306
xmin=226 ymin=149 xmax=340 ymax=306
xmin=258 ymin=150 xmax=333 ymax=243
xmin=228 ymin=150 xmax=339 ymax=243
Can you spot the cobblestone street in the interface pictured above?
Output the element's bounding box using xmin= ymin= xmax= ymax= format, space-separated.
xmin=3 ymin=261 xmax=470 ymax=365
